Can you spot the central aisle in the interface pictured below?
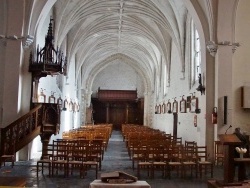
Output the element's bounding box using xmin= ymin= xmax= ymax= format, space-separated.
xmin=101 ymin=130 xmax=133 ymax=173
xmin=99 ymin=129 xmax=213 ymax=188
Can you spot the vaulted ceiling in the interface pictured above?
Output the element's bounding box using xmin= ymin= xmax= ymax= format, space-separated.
xmin=51 ymin=0 xmax=188 ymax=89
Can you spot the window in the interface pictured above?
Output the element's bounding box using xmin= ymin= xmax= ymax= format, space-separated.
xmin=163 ymin=63 xmax=168 ymax=95
xmin=191 ymin=20 xmax=201 ymax=85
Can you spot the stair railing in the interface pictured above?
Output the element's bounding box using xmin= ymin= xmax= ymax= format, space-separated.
xmin=0 ymin=104 xmax=43 ymax=156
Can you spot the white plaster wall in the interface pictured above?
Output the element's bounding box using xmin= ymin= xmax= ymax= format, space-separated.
xmin=92 ymin=60 xmax=144 ymax=98
xmin=153 ymin=43 xmax=206 ymax=146
xmin=233 ymin=0 xmax=250 ymax=133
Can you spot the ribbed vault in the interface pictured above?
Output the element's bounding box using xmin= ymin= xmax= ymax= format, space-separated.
xmin=51 ymin=0 xmax=188 ymax=91
xmin=85 ymin=53 xmax=151 ymax=93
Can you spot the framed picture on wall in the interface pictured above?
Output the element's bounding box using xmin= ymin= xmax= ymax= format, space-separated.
xmin=186 ymin=96 xmax=191 ymax=109
xmin=158 ymin=104 xmax=162 ymax=114
xmin=190 ymin=97 xmax=198 ymax=113
xmin=180 ymin=98 xmax=187 ymax=113
xmin=167 ymin=100 xmax=171 ymax=113
xmin=172 ymin=100 xmax=178 ymax=113
xmin=161 ymin=103 xmax=166 ymax=114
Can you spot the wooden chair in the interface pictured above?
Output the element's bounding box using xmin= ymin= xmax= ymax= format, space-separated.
xmin=67 ymin=141 xmax=85 ymax=178
xmin=185 ymin=141 xmax=197 ymax=147
xmin=197 ymin=146 xmax=213 ymax=178
xmin=89 ymin=140 xmax=103 ymax=170
xmin=93 ymin=134 xmax=107 ymax=153
xmin=51 ymin=140 xmax=68 ymax=177
xmin=0 ymin=142 xmax=15 ymax=168
xmin=171 ymin=137 xmax=182 ymax=146
xmin=36 ymin=144 xmax=53 ymax=177
xmin=214 ymin=141 xmax=224 ymax=166
xmin=128 ymin=139 xmax=140 ymax=160
xmin=131 ymin=141 xmax=141 ymax=170
xmin=168 ymin=144 xmax=183 ymax=179
xmin=185 ymin=141 xmax=198 ymax=161
xmin=137 ymin=145 xmax=152 ymax=179
xmin=83 ymin=144 xmax=99 ymax=179
xmin=182 ymin=144 xmax=198 ymax=178
xmin=151 ymin=144 xmax=168 ymax=178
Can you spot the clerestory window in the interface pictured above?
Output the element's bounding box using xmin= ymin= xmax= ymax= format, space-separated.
xmin=191 ymin=20 xmax=201 ymax=86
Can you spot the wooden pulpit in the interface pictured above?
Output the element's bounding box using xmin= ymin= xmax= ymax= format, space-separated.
xmin=218 ymin=134 xmax=242 ymax=186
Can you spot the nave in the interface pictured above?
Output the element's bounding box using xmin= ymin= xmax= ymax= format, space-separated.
xmin=0 ymin=130 xmax=224 ymax=188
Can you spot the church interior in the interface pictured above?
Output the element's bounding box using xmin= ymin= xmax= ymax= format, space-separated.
xmin=1 ymin=0 xmax=250 ymax=187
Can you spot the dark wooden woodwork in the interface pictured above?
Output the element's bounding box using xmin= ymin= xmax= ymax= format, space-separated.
xmin=216 ymin=134 xmax=242 ymax=186
xmin=97 ymin=88 xmax=137 ymax=101
xmin=234 ymin=158 xmax=250 ymax=182
xmin=41 ymin=103 xmax=60 ymax=134
xmin=39 ymin=103 xmax=61 ymax=159
xmin=0 ymin=104 xmax=43 ymax=156
xmin=173 ymin=113 xmax=178 ymax=139
xmin=110 ymin=103 xmax=126 ymax=130
xmin=17 ymin=126 xmax=41 ymax=152
xmin=0 ymin=104 xmax=60 ymax=158
xmin=92 ymin=98 xmax=143 ymax=130
xmin=92 ymin=99 xmax=107 ymax=123
xmin=136 ymin=98 xmax=144 ymax=125
xmin=29 ymin=19 xmax=67 ymax=79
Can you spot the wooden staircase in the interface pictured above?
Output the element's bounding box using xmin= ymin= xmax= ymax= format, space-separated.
xmin=0 ymin=103 xmax=60 ymax=157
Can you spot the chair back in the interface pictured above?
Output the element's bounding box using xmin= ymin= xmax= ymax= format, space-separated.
xmin=170 ymin=144 xmax=183 ymax=161
xmin=197 ymin=146 xmax=209 ymax=161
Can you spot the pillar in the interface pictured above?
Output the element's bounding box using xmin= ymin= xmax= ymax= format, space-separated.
xmin=125 ymin=103 xmax=129 ymax=124
xmin=1 ymin=0 xmax=26 ymax=127
xmin=106 ymin=103 xmax=110 ymax=123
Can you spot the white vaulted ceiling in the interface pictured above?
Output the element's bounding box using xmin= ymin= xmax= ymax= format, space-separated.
xmin=51 ymin=0 xmax=188 ymax=90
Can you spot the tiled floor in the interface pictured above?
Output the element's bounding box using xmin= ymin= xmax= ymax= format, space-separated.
xmin=0 ymin=130 xmax=226 ymax=188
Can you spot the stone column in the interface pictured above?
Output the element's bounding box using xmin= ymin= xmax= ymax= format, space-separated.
xmin=80 ymin=91 xmax=86 ymax=125
xmin=143 ymin=91 xmax=153 ymax=127
xmin=1 ymin=0 xmax=26 ymax=127
xmin=215 ymin=0 xmax=237 ymax=135
xmin=106 ymin=103 xmax=110 ymax=123
xmin=125 ymin=103 xmax=129 ymax=124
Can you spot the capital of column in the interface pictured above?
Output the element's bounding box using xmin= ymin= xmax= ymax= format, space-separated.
xmin=206 ymin=41 xmax=240 ymax=56
xmin=22 ymin=35 xmax=34 ymax=49
xmin=0 ymin=34 xmax=34 ymax=49
xmin=144 ymin=91 xmax=153 ymax=96
xmin=206 ymin=41 xmax=218 ymax=57
xmin=81 ymin=89 xmax=93 ymax=107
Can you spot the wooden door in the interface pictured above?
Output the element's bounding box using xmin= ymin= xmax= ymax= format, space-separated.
xmin=91 ymin=98 xmax=144 ymax=128
xmin=110 ymin=104 xmax=125 ymax=130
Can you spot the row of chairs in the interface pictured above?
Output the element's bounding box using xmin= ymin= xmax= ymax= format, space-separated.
xmin=37 ymin=139 xmax=105 ymax=178
xmin=62 ymin=125 xmax=112 ymax=139
xmin=122 ymin=125 xmax=213 ymax=179
xmin=127 ymin=135 xmax=182 ymax=160
xmin=123 ymin=124 xmax=226 ymax=167
xmin=131 ymin=141 xmax=213 ymax=179
xmin=62 ymin=124 xmax=112 ymax=150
